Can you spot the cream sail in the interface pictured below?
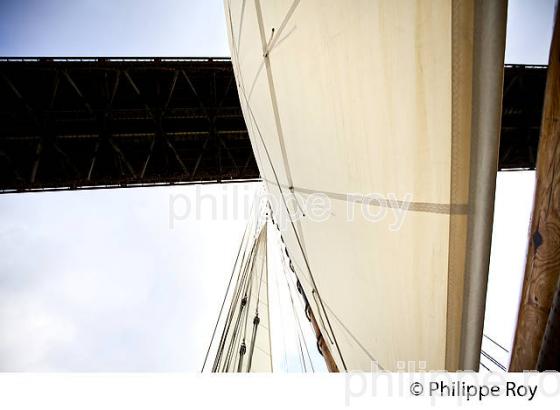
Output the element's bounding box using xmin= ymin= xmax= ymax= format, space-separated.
xmin=219 ymin=0 xmax=507 ymax=372
xmin=206 ymin=205 xmax=273 ymax=372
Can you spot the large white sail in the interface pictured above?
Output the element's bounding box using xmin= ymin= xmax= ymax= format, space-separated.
xmin=207 ymin=215 xmax=273 ymax=372
xmin=241 ymin=225 xmax=273 ymax=372
xmin=225 ymin=0 xmax=507 ymax=371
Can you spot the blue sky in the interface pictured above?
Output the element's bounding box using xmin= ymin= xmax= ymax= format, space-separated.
xmin=0 ymin=0 xmax=557 ymax=371
xmin=506 ymin=0 xmax=557 ymax=64
xmin=0 ymin=0 xmax=230 ymax=56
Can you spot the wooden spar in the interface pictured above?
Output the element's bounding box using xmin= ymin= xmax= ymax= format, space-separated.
xmin=509 ymin=6 xmax=560 ymax=372
xmin=295 ymin=280 xmax=339 ymax=372
xmin=304 ymin=303 xmax=339 ymax=372
xmin=537 ymin=276 xmax=560 ymax=371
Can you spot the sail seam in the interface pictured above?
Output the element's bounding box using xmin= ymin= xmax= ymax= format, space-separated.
xmin=254 ymin=0 xmax=294 ymax=188
xmin=229 ymin=1 xmax=348 ymax=371
xmin=263 ymin=178 xmax=469 ymax=215
xmin=264 ymin=0 xmax=301 ymax=56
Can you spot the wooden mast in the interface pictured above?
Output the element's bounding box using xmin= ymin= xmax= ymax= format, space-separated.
xmin=509 ymin=5 xmax=560 ymax=371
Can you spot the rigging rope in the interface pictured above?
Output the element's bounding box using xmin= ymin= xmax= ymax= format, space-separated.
xmin=201 ymin=190 xmax=257 ymax=372
xmin=281 ymin=248 xmax=314 ymax=372
xmin=246 ymin=314 xmax=260 ymax=372
xmin=210 ymin=195 xmax=264 ymax=372
xmin=225 ymin=5 xmax=347 ymax=369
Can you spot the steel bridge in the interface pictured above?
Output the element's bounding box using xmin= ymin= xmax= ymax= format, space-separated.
xmin=0 ymin=58 xmax=547 ymax=193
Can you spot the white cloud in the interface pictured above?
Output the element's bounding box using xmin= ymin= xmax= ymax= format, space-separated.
xmin=0 ymin=183 xmax=258 ymax=371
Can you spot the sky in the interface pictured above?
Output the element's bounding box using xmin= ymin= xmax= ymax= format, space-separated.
xmin=0 ymin=0 xmax=230 ymax=57
xmin=0 ymin=0 xmax=557 ymax=371
xmin=482 ymin=171 xmax=536 ymax=370
xmin=505 ymin=0 xmax=557 ymax=64
xmin=0 ymin=183 xmax=260 ymax=371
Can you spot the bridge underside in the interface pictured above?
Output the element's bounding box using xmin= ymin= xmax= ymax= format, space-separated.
xmin=0 ymin=58 xmax=259 ymax=193
xmin=0 ymin=59 xmax=546 ymax=193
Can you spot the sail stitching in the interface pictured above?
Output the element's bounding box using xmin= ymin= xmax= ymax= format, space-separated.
xmin=263 ymin=178 xmax=469 ymax=215
xmin=254 ymin=0 xmax=294 ymax=189
xmin=229 ymin=0 xmax=348 ymax=371
xmin=264 ymin=0 xmax=301 ymax=56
